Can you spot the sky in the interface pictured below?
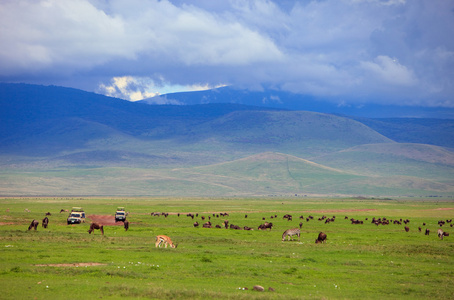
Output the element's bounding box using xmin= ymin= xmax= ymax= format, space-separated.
xmin=0 ymin=0 xmax=453 ymax=106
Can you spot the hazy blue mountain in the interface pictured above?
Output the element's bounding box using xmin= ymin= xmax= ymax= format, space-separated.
xmin=0 ymin=83 xmax=277 ymax=155
xmin=140 ymin=86 xmax=454 ymax=119
xmin=1 ymin=83 xmax=453 ymax=197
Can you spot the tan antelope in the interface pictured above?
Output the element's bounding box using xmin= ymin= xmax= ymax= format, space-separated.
xmin=155 ymin=235 xmax=178 ymax=248
xmin=438 ymin=228 xmax=449 ymax=240
xmin=282 ymin=228 xmax=300 ymax=241
xmin=88 ymin=223 xmax=104 ymax=235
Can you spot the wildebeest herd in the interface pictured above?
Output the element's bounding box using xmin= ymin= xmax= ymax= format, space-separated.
xmin=25 ymin=210 xmax=452 ymax=247
xmin=149 ymin=212 xmax=453 ymax=246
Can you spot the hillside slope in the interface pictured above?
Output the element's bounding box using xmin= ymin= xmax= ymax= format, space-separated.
xmin=1 ymin=83 xmax=453 ymax=197
xmin=1 ymin=83 xmax=392 ymax=161
xmin=311 ymin=143 xmax=454 ymax=180
xmin=1 ymin=151 xmax=452 ymax=197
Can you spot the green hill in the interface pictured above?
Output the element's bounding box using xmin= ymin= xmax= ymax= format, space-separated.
xmin=311 ymin=143 xmax=454 ymax=179
xmin=2 ymin=151 xmax=452 ymax=197
xmin=0 ymin=83 xmax=453 ymax=197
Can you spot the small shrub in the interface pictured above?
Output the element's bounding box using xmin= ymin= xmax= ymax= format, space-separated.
xmin=201 ymin=257 xmax=212 ymax=263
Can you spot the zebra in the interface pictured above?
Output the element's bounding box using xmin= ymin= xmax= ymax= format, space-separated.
xmin=282 ymin=228 xmax=300 ymax=242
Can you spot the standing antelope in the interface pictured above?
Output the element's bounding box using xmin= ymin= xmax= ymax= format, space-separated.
xmin=155 ymin=235 xmax=178 ymax=248
xmin=88 ymin=223 xmax=104 ymax=235
xmin=282 ymin=228 xmax=300 ymax=242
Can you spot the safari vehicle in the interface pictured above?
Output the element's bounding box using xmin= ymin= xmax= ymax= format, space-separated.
xmin=67 ymin=207 xmax=86 ymax=225
xmin=115 ymin=207 xmax=126 ymax=222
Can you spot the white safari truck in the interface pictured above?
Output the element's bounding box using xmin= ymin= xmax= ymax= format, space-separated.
xmin=115 ymin=207 xmax=126 ymax=222
xmin=67 ymin=207 xmax=86 ymax=224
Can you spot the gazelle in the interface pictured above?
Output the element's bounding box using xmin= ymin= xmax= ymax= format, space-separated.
xmin=155 ymin=235 xmax=178 ymax=248
xmin=282 ymin=228 xmax=300 ymax=241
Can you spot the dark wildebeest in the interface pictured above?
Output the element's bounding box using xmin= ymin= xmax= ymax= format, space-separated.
xmin=230 ymin=224 xmax=241 ymax=230
xmin=299 ymin=222 xmax=303 ymax=229
xmin=425 ymin=228 xmax=430 ymax=235
xmin=123 ymin=220 xmax=129 ymax=231
xmin=315 ymin=232 xmax=327 ymax=244
xmin=88 ymin=223 xmax=104 ymax=235
xmin=193 ymin=221 xmax=199 ymax=227
xmin=223 ymin=220 xmax=229 ymax=229
xmin=42 ymin=217 xmax=49 ymax=228
xmin=203 ymin=222 xmax=212 ymax=228
xmin=28 ymin=219 xmax=39 ymax=230
xmin=404 ymin=226 xmax=410 ymax=232
xmin=45 ymin=212 xmax=51 ymax=216
xmin=258 ymin=222 xmax=273 ymax=231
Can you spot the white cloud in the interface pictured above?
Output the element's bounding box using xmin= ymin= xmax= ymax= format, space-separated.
xmin=97 ymin=76 xmax=227 ymax=101
xmin=0 ymin=0 xmax=283 ymax=77
xmin=360 ymin=56 xmax=417 ymax=86
xmin=0 ymin=0 xmax=453 ymax=106
xmin=98 ymin=76 xmax=158 ymax=101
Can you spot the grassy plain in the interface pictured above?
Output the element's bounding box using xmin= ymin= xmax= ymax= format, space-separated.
xmin=0 ymin=197 xmax=453 ymax=299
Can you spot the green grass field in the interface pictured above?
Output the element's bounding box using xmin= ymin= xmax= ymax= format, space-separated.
xmin=0 ymin=197 xmax=453 ymax=299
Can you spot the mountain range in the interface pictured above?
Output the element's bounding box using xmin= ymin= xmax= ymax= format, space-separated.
xmin=140 ymin=86 xmax=454 ymax=119
xmin=0 ymin=83 xmax=453 ymax=197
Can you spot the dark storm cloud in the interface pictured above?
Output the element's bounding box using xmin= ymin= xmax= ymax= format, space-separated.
xmin=0 ymin=0 xmax=453 ymax=106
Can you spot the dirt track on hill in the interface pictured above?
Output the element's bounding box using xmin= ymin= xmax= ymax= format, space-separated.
xmin=87 ymin=215 xmax=124 ymax=226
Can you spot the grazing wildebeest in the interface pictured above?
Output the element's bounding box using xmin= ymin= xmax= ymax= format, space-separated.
xmin=425 ymin=228 xmax=430 ymax=235
xmin=28 ymin=220 xmax=39 ymax=230
xmin=88 ymin=223 xmax=104 ymax=235
xmin=203 ymin=222 xmax=212 ymax=228
xmin=258 ymin=222 xmax=273 ymax=231
xmin=42 ymin=217 xmax=49 ymax=228
xmin=223 ymin=220 xmax=229 ymax=229
xmin=45 ymin=212 xmax=51 ymax=216
xmin=193 ymin=221 xmax=199 ymax=227
xmin=282 ymin=228 xmax=300 ymax=241
xmin=315 ymin=232 xmax=327 ymax=244
xmin=299 ymin=222 xmax=303 ymax=229
xmin=123 ymin=220 xmax=129 ymax=231
xmin=404 ymin=226 xmax=410 ymax=232
xmin=155 ymin=235 xmax=177 ymax=248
